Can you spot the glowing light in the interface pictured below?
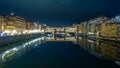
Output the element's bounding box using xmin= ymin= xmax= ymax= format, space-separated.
xmin=12 ymin=48 xmax=18 ymax=51
xmin=87 ymin=32 xmax=95 ymax=34
xmin=4 ymin=30 xmax=11 ymax=33
xmin=5 ymin=50 xmax=10 ymax=54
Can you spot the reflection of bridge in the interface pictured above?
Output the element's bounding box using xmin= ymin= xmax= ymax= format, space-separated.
xmin=43 ymin=36 xmax=77 ymax=44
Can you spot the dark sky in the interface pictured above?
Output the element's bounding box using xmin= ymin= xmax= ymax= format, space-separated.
xmin=0 ymin=0 xmax=120 ymax=27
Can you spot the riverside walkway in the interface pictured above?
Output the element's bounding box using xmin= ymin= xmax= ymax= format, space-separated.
xmin=0 ymin=33 xmax=42 ymax=46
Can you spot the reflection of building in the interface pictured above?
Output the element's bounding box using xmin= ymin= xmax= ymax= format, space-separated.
xmin=97 ymin=42 xmax=120 ymax=60
xmin=77 ymin=37 xmax=120 ymax=61
xmin=0 ymin=37 xmax=42 ymax=67
xmin=77 ymin=37 xmax=89 ymax=50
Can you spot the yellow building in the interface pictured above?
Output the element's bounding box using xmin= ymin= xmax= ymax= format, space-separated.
xmin=100 ymin=18 xmax=120 ymax=39
xmin=1 ymin=15 xmax=15 ymax=35
xmin=87 ymin=20 xmax=97 ymax=36
xmin=1 ymin=14 xmax=27 ymax=35
xmin=0 ymin=13 xmax=28 ymax=35
xmin=79 ymin=22 xmax=88 ymax=35
xmin=0 ymin=13 xmax=43 ymax=35
xmin=26 ymin=21 xmax=31 ymax=30
xmin=78 ymin=23 xmax=83 ymax=34
xmin=71 ymin=23 xmax=78 ymax=32
xmin=110 ymin=23 xmax=117 ymax=37
xmin=97 ymin=23 xmax=101 ymax=36
xmin=0 ymin=16 xmax=3 ymax=32
xmin=14 ymin=16 xmax=26 ymax=34
xmin=100 ymin=18 xmax=110 ymax=37
xmin=0 ymin=16 xmax=6 ymax=33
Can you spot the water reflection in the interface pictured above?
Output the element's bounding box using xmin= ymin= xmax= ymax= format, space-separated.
xmin=0 ymin=37 xmax=43 ymax=68
xmin=77 ymin=37 xmax=120 ymax=66
xmin=43 ymin=36 xmax=77 ymax=44
xmin=0 ymin=36 xmax=120 ymax=67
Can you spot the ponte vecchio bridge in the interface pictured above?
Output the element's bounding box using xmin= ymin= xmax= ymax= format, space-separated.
xmin=44 ymin=27 xmax=77 ymax=36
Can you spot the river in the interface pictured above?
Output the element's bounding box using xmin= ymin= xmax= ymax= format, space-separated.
xmin=0 ymin=36 xmax=120 ymax=68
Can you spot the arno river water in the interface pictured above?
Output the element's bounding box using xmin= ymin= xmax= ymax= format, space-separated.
xmin=0 ymin=36 xmax=120 ymax=68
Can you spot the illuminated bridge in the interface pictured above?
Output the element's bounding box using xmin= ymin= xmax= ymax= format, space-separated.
xmin=44 ymin=27 xmax=77 ymax=37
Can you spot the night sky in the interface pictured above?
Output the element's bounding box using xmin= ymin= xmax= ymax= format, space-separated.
xmin=0 ymin=0 xmax=120 ymax=27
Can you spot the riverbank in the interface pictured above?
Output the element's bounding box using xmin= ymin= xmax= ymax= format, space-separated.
xmin=0 ymin=33 xmax=43 ymax=46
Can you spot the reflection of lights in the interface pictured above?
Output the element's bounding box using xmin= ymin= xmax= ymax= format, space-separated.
xmin=12 ymin=48 xmax=18 ymax=51
xmin=29 ymin=41 xmax=33 ymax=44
xmin=2 ymin=53 xmax=5 ymax=61
xmin=0 ymin=37 xmax=42 ymax=63
xmin=24 ymin=42 xmax=29 ymax=46
xmin=32 ymin=40 xmax=36 ymax=42
xmin=115 ymin=61 xmax=120 ymax=66
xmin=34 ymin=44 xmax=38 ymax=48
xmin=17 ymin=45 xmax=25 ymax=50
xmin=5 ymin=50 xmax=10 ymax=54
xmin=28 ymin=41 xmax=32 ymax=44
xmin=23 ymin=44 xmax=26 ymax=47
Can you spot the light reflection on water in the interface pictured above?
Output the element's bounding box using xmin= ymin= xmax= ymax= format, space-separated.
xmin=78 ymin=37 xmax=120 ymax=66
xmin=0 ymin=37 xmax=43 ymax=68
xmin=0 ymin=36 xmax=120 ymax=67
